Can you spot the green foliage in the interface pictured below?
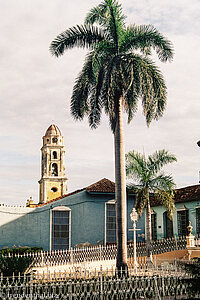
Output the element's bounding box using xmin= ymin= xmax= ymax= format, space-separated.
xmin=126 ymin=149 xmax=177 ymax=217
xmin=0 ymin=247 xmax=42 ymax=276
xmin=50 ymin=0 xmax=174 ymax=133
xmin=0 ymin=255 xmax=32 ymax=276
xmin=0 ymin=247 xmax=42 ymax=256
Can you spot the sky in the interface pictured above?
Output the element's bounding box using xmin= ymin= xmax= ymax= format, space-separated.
xmin=0 ymin=0 xmax=200 ymax=206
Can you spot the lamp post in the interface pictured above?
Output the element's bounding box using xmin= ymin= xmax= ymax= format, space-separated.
xmin=130 ymin=208 xmax=139 ymax=271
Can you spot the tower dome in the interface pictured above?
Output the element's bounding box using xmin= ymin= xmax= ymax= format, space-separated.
xmin=45 ymin=124 xmax=62 ymax=137
xmin=43 ymin=124 xmax=63 ymax=146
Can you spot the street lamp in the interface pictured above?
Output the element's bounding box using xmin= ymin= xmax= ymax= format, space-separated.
xmin=130 ymin=208 xmax=140 ymax=272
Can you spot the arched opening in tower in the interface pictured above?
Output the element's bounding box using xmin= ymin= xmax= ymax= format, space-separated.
xmin=53 ymin=151 xmax=57 ymax=159
xmin=52 ymin=163 xmax=58 ymax=176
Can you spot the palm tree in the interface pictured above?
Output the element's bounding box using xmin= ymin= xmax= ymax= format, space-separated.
xmin=126 ymin=149 xmax=177 ymax=259
xmin=50 ymin=0 xmax=174 ymax=270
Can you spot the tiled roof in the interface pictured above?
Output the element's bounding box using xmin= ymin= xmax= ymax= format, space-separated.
xmin=151 ymin=184 xmax=200 ymax=206
xmin=86 ymin=178 xmax=115 ymax=193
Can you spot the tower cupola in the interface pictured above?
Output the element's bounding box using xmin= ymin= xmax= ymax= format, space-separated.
xmin=38 ymin=124 xmax=68 ymax=204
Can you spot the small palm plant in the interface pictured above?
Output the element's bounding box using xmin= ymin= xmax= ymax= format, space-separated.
xmin=126 ymin=149 xmax=177 ymax=259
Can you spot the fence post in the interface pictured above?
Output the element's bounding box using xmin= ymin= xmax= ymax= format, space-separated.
xmin=69 ymin=278 xmax=72 ymax=300
xmin=100 ymin=266 xmax=103 ymax=300
xmin=30 ymin=273 xmax=33 ymax=300
xmin=70 ymin=248 xmax=73 ymax=265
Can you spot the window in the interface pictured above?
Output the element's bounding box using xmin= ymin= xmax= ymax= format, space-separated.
xmin=51 ymin=207 xmax=70 ymax=250
xmin=105 ymin=201 xmax=116 ymax=244
xmin=196 ymin=208 xmax=200 ymax=235
xmin=52 ymin=163 xmax=58 ymax=176
xmin=163 ymin=211 xmax=173 ymax=238
xmin=51 ymin=187 xmax=58 ymax=193
xmin=177 ymin=209 xmax=189 ymax=236
xmin=53 ymin=151 xmax=57 ymax=159
xmin=151 ymin=212 xmax=157 ymax=241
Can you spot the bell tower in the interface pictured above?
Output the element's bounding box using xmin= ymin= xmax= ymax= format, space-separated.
xmin=38 ymin=124 xmax=68 ymax=204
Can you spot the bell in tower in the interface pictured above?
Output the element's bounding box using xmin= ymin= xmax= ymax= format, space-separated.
xmin=38 ymin=124 xmax=68 ymax=204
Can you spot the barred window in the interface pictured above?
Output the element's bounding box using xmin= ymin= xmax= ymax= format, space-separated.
xmin=177 ymin=210 xmax=189 ymax=236
xmin=106 ymin=202 xmax=116 ymax=244
xmin=52 ymin=208 xmax=70 ymax=250
xmin=196 ymin=208 xmax=200 ymax=235
xmin=163 ymin=211 xmax=173 ymax=238
xmin=151 ymin=213 xmax=157 ymax=241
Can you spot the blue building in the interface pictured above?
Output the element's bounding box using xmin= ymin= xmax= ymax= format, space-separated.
xmin=0 ymin=178 xmax=146 ymax=250
xmin=151 ymin=184 xmax=200 ymax=240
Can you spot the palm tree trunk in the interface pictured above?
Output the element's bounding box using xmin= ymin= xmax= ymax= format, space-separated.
xmin=145 ymin=192 xmax=152 ymax=260
xmin=114 ymin=97 xmax=127 ymax=270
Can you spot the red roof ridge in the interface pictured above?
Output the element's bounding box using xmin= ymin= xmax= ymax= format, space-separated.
xmin=86 ymin=178 xmax=115 ymax=193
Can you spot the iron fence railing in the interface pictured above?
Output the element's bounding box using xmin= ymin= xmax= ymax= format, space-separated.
xmin=2 ymin=235 xmax=199 ymax=271
xmin=0 ymin=266 xmax=195 ymax=300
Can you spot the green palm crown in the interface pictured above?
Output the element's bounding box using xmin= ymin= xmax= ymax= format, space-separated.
xmin=50 ymin=0 xmax=174 ymax=132
xmin=126 ymin=149 xmax=177 ymax=219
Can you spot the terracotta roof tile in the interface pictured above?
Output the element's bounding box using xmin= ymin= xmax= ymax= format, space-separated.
xmin=151 ymin=184 xmax=200 ymax=206
xmin=86 ymin=178 xmax=115 ymax=193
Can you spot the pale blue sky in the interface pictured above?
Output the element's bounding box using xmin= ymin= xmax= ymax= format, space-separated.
xmin=0 ymin=0 xmax=200 ymax=205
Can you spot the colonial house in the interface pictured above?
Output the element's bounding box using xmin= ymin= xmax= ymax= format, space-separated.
xmin=151 ymin=184 xmax=200 ymax=240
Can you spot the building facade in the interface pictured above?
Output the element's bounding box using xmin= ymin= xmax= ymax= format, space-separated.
xmin=150 ymin=185 xmax=200 ymax=240
xmin=0 ymin=178 xmax=145 ymax=250
xmin=0 ymin=124 xmax=200 ymax=251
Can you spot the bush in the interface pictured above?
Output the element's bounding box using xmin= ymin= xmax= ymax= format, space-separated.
xmin=0 ymin=246 xmax=42 ymax=256
xmin=0 ymin=247 xmax=43 ymax=276
xmin=0 ymin=255 xmax=33 ymax=276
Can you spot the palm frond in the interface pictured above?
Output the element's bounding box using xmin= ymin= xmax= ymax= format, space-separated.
xmin=85 ymin=0 xmax=126 ymax=53
xmin=126 ymin=151 xmax=147 ymax=184
xmin=88 ymin=67 xmax=105 ymax=128
xmin=119 ymin=24 xmax=174 ymax=62
xmin=85 ymin=1 xmax=109 ymax=27
xmin=154 ymin=189 xmax=175 ymax=220
xmin=135 ymin=188 xmax=148 ymax=217
xmin=100 ymin=56 xmax=123 ymax=132
xmin=134 ymin=55 xmax=167 ymax=125
xmin=147 ymin=150 xmax=177 ymax=175
xmin=70 ymin=52 xmax=96 ymax=120
xmin=150 ymin=173 xmax=176 ymax=191
xmin=50 ymin=25 xmax=106 ymax=57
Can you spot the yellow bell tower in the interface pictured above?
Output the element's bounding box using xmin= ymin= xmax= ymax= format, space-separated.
xmin=38 ymin=124 xmax=68 ymax=204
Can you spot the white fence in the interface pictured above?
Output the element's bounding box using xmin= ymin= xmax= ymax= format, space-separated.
xmin=2 ymin=235 xmax=200 ymax=273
